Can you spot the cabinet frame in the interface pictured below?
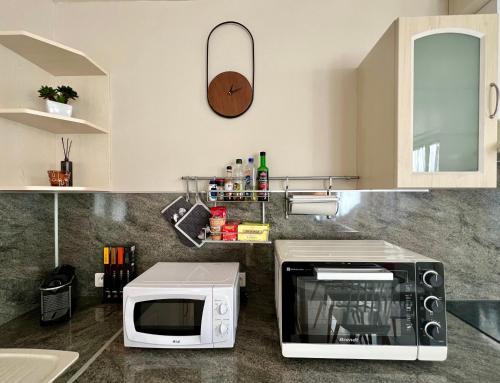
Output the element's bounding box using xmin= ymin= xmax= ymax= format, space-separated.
xmin=398 ymin=16 xmax=497 ymax=188
xmin=357 ymin=15 xmax=498 ymax=189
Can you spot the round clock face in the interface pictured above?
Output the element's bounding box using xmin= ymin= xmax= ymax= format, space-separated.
xmin=208 ymin=71 xmax=253 ymax=118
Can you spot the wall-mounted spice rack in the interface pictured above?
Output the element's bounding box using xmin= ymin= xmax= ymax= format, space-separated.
xmin=181 ymin=175 xmax=360 ymax=227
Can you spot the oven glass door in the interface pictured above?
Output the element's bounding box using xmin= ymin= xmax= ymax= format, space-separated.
xmin=134 ymin=299 xmax=204 ymax=336
xmin=282 ymin=262 xmax=417 ymax=345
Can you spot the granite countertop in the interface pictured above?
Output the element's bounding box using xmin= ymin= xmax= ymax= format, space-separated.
xmin=1 ymin=293 xmax=500 ymax=383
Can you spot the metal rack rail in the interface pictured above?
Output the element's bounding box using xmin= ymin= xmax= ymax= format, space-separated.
xmin=181 ymin=175 xmax=359 ymax=182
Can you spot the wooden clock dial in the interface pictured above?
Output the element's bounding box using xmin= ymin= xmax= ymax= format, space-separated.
xmin=208 ymin=71 xmax=253 ymax=118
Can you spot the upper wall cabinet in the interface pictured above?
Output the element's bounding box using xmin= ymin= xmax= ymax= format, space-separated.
xmin=357 ymin=15 xmax=498 ymax=189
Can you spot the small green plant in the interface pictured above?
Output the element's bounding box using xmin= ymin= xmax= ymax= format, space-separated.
xmin=38 ymin=85 xmax=79 ymax=104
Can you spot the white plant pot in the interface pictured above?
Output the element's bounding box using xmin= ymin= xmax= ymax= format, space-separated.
xmin=45 ymin=100 xmax=73 ymax=117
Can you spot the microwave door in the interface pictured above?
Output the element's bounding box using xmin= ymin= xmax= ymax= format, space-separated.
xmin=282 ymin=262 xmax=417 ymax=347
xmin=124 ymin=290 xmax=213 ymax=347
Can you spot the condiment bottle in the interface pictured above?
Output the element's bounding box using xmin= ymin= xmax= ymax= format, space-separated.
xmin=224 ymin=166 xmax=233 ymax=201
xmin=208 ymin=178 xmax=217 ymax=202
xmin=216 ymin=178 xmax=225 ymax=201
xmin=257 ymin=152 xmax=269 ymax=201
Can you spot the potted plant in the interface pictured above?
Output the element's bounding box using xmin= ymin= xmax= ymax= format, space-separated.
xmin=38 ymin=85 xmax=79 ymax=117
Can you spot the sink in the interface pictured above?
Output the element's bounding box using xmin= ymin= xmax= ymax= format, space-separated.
xmin=0 ymin=349 xmax=79 ymax=383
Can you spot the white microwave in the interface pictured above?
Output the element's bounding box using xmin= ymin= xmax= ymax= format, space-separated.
xmin=123 ymin=262 xmax=239 ymax=349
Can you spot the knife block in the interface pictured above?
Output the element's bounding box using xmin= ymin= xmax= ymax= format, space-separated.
xmin=102 ymin=244 xmax=136 ymax=303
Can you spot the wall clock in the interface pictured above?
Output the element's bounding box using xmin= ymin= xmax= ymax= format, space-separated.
xmin=206 ymin=21 xmax=255 ymax=118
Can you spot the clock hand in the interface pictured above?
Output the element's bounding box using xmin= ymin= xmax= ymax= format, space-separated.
xmin=231 ymin=87 xmax=242 ymax=94
xmin=228 ymin=84 xmax=234 ymax=95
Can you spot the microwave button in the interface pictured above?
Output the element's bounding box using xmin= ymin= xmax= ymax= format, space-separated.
xmin=218 ymin=302 xmax=229 ymax=315
xmin=218 ymin=322 xmax=229 ymax=336
xmin=422 ymin=270 xmax=443 ymax=288
xmin=424 ymin=296 xmax=443 ymax=314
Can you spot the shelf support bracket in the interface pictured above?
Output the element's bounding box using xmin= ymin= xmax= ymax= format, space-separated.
xmin=54 ymin=193 xmax=59 ymax=267
xmin=261 ymin=202 xmax=266 ymax=224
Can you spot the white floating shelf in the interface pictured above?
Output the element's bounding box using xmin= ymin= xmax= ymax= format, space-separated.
xmin=0 ymin=186 xmax=109 ymax=193
xmin=0 ymin=108 xmax=108 ymax=134
xmin=0 ymin=31 xmax=107 ymax=76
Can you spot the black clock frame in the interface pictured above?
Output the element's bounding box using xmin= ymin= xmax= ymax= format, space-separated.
xmin=206 ymin=21 xmax=255 ymax=118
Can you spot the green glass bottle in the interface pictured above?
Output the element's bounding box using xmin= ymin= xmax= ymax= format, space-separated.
xmin=257 ymin=151 xmax=269 ymax=201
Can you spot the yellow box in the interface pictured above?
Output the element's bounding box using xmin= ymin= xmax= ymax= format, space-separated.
xmin=238 ymin=223 xmax=270 ymax=242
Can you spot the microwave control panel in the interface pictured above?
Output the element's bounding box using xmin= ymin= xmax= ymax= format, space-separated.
xmin=416 ymin=262 xmax=447 ymax=346
xmin=213 ymin=290 xmax=232 ymax=344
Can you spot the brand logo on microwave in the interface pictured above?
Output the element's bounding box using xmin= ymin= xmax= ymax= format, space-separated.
xmin=338 ymin=337 xmax=359 ymax=343
xmin=172 ymin=339 xmax=181 ymax=344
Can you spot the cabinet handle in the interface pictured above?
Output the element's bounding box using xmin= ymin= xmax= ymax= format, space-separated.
xmin=489 ymin=83 xmax=499 ymax=119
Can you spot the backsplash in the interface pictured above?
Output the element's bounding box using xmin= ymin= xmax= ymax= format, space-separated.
xmin=0 ymin=166 xmax=499 ymax=325
xmin=0 ymin=194 xmax=54 ymax=325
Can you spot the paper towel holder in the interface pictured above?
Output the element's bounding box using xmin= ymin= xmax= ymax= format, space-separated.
xmin=285 ymin=177 xmax=340 ymax=219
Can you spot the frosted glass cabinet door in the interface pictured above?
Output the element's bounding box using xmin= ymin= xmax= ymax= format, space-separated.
xmin=357 ymin=15 xmax=497 ymax=189
xmin=413 ymin=33 xmax=480 ymax=173
xmin=396 ymin=15 xmax=498 ymax=188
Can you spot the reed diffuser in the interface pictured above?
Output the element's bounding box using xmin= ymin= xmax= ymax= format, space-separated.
xmin=61 ymin=137 xmax=73 ymax=186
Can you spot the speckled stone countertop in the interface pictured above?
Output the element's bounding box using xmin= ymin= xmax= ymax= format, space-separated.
xmin=1 ymin=293 xmax=499 ymax=383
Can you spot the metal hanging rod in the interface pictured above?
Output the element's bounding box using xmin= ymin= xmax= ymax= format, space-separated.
xmin=181 ymin=176 xmax=359 ymax=181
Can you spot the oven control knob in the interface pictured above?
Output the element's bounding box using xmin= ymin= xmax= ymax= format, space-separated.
xmin=218 ymin=322 xmax=229 ymax=336
xmin=218 ymin=303 xmax=228 ymax=315
xmin=422 ymin=270 xmax=443 ymax=288
xmin=424 ymin=321 xmax=443 ymax=341
xmin=424 ymin=296 xmax=443 ymax=313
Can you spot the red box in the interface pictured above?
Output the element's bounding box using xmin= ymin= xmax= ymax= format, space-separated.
xmin=222 ymin=221 xmax=239 ymax=241
xmin=210 ymin=206 xmax=227 ymax=219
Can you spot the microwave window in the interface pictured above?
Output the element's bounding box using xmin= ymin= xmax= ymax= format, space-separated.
xmin=134 ymin=299 xmax=204 ymax=336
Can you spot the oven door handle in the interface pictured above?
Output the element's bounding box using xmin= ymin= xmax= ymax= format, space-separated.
xmin=314 ymin=268 xmax=393 ymax=281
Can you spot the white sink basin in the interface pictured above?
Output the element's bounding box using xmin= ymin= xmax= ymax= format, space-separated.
xmin=0 ymin=349 xmax=79 ymax=383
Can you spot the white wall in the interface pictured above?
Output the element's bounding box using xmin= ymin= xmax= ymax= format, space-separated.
xmin=0 ymin=0 xmax=54 ymax=37
xmin=449 ymin=0 xmax=492 ymax=14
xmin=477 ymin=1 xmax=499 ymax=13
xmin=0 ymin=0 xmax=57 ymax=187
xmin=6 ymin=0 xmax=448 ymax=191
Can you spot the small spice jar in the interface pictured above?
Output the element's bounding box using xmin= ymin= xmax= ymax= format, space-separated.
xmin=216 ymin=178 xmax=225 ymax=201
xmin=208 ymin=178 xmax=218 ymax=202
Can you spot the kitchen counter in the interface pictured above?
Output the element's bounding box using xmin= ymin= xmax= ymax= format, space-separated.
xmin=1 ymin=292 xmax=500 ymax=383
xmin=0 ymin=298 xmax=123 ymax=382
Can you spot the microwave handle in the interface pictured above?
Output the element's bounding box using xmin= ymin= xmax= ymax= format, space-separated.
xmin=314 ymin=267 xmax=393 ymax=281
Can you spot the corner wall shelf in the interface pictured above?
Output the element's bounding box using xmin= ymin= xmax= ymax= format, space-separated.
xmin=0 ymin=31 xmax=107 ymax=76
xmin=0 ymin=109 xmax=108 ymax=134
